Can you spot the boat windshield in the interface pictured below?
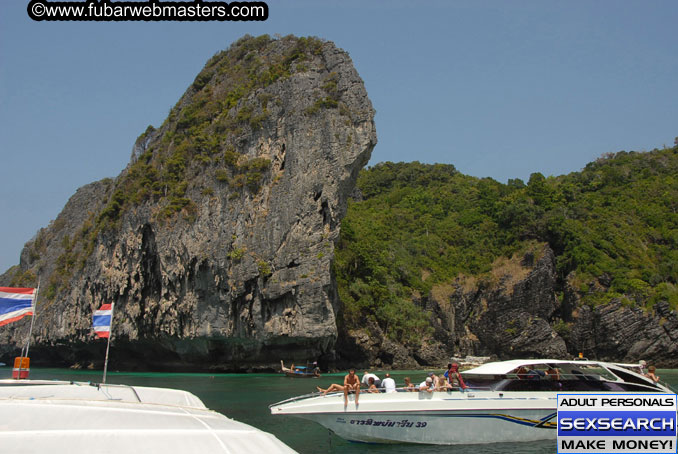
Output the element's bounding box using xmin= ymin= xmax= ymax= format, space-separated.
xmin=463 ymin=362 xmax=663 ymax=392
xmin=550 ymin=363 xmax=619 ymax=381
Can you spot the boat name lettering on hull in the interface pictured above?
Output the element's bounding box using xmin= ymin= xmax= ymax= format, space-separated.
xmin=348 ymin=418 xmax=426 ymax=428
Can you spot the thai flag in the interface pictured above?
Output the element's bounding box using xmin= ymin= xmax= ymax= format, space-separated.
xmin=93 ymin=303 xmax=113 ymax=338
xmin=0 ymin=287 xmax=35 ymax=327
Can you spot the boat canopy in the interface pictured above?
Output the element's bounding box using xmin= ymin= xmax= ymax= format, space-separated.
xmin=463 ymin=359 xmax=641 ymax=376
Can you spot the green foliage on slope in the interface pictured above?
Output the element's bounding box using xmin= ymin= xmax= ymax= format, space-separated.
xmin=547 ymin=149 xmax=678 ymax=307
xmin=335 ymin=147 xmax=678 ymax=342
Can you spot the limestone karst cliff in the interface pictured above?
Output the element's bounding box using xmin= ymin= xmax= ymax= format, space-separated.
xmin=3 ymin=36 xmax=675 ymax=371
xmin=0 ymin=35 xmax=377 ymax=370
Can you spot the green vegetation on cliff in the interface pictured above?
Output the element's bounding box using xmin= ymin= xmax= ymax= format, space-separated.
xmin=335 ymin=146 xmax=678 ymax=342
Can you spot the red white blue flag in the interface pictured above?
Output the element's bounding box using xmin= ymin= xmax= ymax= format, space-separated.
xmin=93 ymin=303 xmax=113 ymax=338
xmin=0 ymin=287 xmax=35 ymax=327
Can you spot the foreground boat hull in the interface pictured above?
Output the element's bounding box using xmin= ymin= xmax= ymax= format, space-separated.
xmin=1 ymin=380 xmax=297 ymax=454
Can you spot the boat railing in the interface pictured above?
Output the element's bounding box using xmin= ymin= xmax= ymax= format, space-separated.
xmin=502 ymin=372 xmax=612 ymax=381
xmin=274 ymin=386 xmax=489 ymax=404
xmin=655 ymin=379 xmax=677 ymax=394
xmin=350 ymin=385 xmax=482 ymax=393
xmin=91 ymin=382 xmax=143 ymax=403
xmin=0 ymin=380 xmax=145 ymax=403
xmin=503 ymin=371 xmax=666 ymax=384
xmin=269 ymin=391 xmax=320 ymax=407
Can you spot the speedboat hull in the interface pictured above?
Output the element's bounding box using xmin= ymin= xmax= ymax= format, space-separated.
xmin=271 ymin=390 xmax=557 ymax=445
xmin=271 ymin=359 xmax=673 ymax=445
xmin=296 ymin=408 xmax=556 ymax=444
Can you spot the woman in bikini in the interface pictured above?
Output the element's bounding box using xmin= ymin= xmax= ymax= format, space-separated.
xmin=316 ymin=383 xmax=345 ymax=395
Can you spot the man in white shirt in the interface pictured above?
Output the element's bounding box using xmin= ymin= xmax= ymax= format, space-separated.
xmin=381 ymin=372 xmax=396 ymax=393
xmin=361 ymin=371 xmax=381 ymax=388
xmin=418 ymin=375 xmax=434 ymax=393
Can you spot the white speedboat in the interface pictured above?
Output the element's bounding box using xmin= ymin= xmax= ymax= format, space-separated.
xmin=270 ymin=359 xmax=673 ymax=445
xmin=0 ymin=379 xmax=297 ymax=453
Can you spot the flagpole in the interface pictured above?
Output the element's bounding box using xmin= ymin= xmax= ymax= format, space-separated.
xmin=18 ymin=278 xmax=39 ymax=379
xmin=102 ymin=302 xmax=114 ymax=384
xmin=23 ymin=278 xmax=40 ymax=359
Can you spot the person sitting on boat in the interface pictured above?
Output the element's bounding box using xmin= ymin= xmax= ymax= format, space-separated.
xmin=381 ymin=373 xmax=396 ymax=393
xmin=645 ymin=365 xmax=660 ymax=383
xmin=445 ymin=363 xmax=467 ymax=390
xmin=546 ymin=367 xmax=561 ymax=380
xmin=418 ymin=376 xmax=434 ymax=393
xmin=367 ymin=377 xmax=380 ymax=393
xmin=639 ymin=360 xmax=648 ymax=375
xmin=526 ymin=368 xmax=545 ymax=380
xmin=428 ymin=372 xmax=445 ymax=391
xmin=515 ymin=366 xmax=529 ymax=379
xmin=344 ymin=368 xmax=361 ymax=405
xmin=435 ymin=372 xmax=453 ymax=391
xmin=361 ymin=371 xmax=381 ymax=388
xmin=403 ymin=377 xmax=415 ymax=391
xmin=316 ymin=383 xmax=344 ymax=396
xmin=443 ymin=364 xmax=454 ymax=383
xmin=444 ymin=363 xmax=453 ymax=380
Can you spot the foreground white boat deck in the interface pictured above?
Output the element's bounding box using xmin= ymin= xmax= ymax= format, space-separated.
xmin=0 ymin=379 xmax=297 ymax=454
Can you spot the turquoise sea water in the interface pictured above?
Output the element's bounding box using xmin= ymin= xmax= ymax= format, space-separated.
xmin=1 ymin=367 xmax=676 ymax=453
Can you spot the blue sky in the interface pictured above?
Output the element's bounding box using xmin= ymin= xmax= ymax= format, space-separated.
xmin=1 ymin=0 xmax=677 ymax=274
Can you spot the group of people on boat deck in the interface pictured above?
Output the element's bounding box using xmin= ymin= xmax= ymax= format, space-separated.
xmin=417 ymin=363 xmax=467 ymax=393
xmin=316 ymin=363 xmax=468 ymax=405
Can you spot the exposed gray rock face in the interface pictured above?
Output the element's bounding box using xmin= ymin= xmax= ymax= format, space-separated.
xmin=465 ymin=246 xmax=567 ymax=359
xmin=340 ymin=244 xmax=568 ymax=368
xmin=339 ymin=242 xmax=677 ymax=369
xmin=565 ymin=296 xmax=678 ymax=367
xmin=0 ymin=35 xmax=376 ymax=371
